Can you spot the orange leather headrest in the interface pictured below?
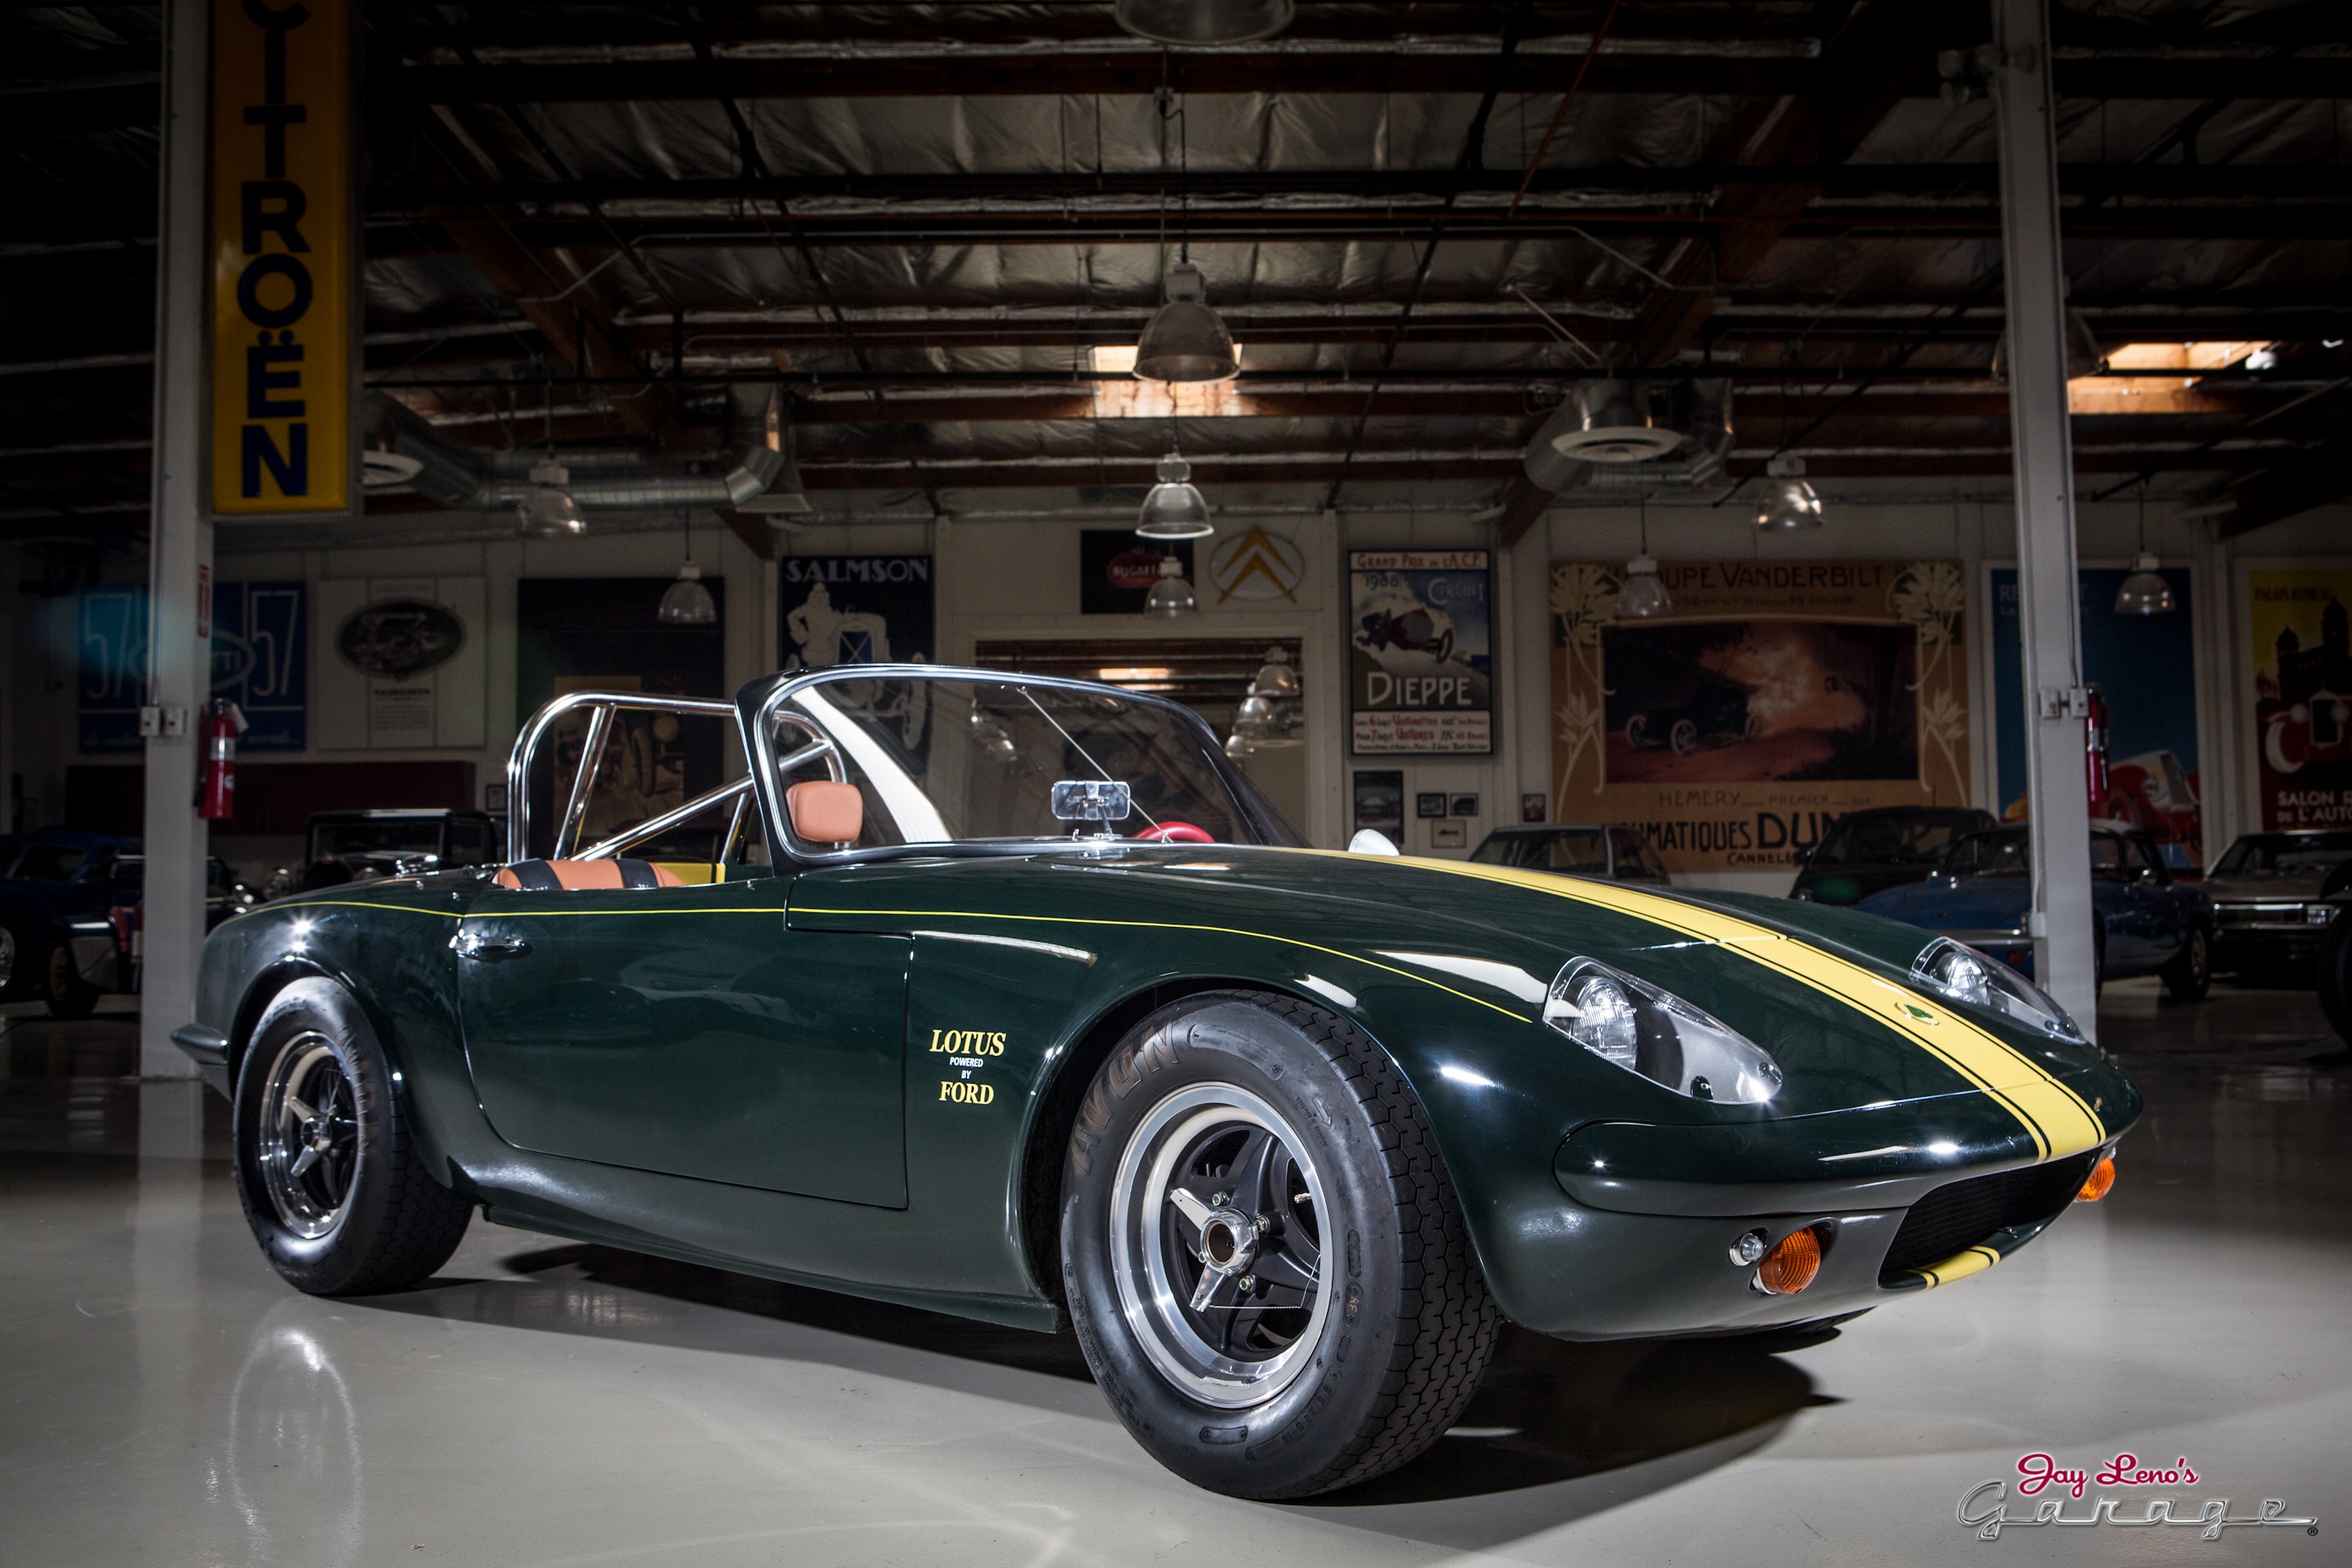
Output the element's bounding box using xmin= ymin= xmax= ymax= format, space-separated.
xmin=787 ymin=780 xmax=863 ymax=844
xmin=495 ymin=858 xmax=685 ymax=891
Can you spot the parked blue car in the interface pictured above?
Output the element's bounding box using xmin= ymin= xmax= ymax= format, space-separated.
xmin=1856 ymin=822 xmax=2213 ymax=1000
xmin=0 ymin=830 xmax=140 ymax=1005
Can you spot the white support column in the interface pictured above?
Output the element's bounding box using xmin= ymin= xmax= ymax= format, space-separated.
xmin=1991 ymin=0 xmax=2099 ymax=1040
xmin=140 ymin=0 xmax=212 ymax=1080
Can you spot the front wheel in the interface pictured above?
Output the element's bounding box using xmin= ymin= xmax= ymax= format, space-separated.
xmin=2163 ymin=924 xmax=2212 ymax=1000
xmin=1061 ymin=994 xmax=1498 ymax=1499
xmin=233 ymin=978 xmax=472 ymax=1295
xmin=42 ymin=937 xmax=99 ymax=1018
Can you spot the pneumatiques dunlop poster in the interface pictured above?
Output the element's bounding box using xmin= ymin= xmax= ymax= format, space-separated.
xmin=2247 ymin=567 xmax=2352 ymax=830
xmin=1549 ymin=559 xmax=1970 ymax=874
xmin=1349 ymin=550 xmax=1493 ymax=755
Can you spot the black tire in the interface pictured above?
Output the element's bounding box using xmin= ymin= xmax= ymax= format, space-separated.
xmin=2319 ymin=919 xmax=2352 ymax=1044
xmin=1061 ymin=992 xmax=1499 ymax=1499
xmin=41 ymin=936 xmax=99 ymax=1019
xmin=2162 ymin=924 xmax=2212 ymax=1001
xmin=0 ymin=919 xmax=33 ymax=1002
xmin=232 ymin=977 xmax=472 ymax=1296
xmin=1670 ymin=718 xmax=1699 ymax=755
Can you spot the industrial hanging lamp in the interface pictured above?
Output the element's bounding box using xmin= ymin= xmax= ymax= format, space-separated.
xmin=1144 ymin=554 xmax=1199 ymax=617
xmin=1616 ymin=497 xmax=1672 ymax=617
xmin=1115 ymin=0 xmax=1294 ymax=45
xmin=1136 ymin=452 xmax=1215 ymax=539
xmin=1993 ymin=307 xmax=2107 ymax=382
xmin=515 ymin=460 xmax=586 ymax=537
xmin=2114 ymin=486 xmax=2176 ymax=615
xmin=1231 ymin=646 xmax=1304 ymax=749
xmin=1134 ymin=261 xmax=1237 ymax=383
xmin=657 ymin=515 xmax=718 ymax=625
xmin=1753 ymin=454 xmax=1825 ymax=530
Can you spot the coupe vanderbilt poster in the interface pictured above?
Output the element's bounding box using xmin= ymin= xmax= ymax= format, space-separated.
xmin=1549 ymin=559 xmax=1971 ymax=874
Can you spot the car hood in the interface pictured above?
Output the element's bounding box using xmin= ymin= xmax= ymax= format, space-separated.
xmin=2203 ymin=870 xmax=2330 ymax=902
xmin=1793 ymin=860 xmax=1943 ymax=906
xmin=791 ymin=845 xmax=2122 ymax=1134
xmin=1853 ymin=874 xmax=2027 ymax=930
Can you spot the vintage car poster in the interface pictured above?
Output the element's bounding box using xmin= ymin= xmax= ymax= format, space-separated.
xmin=1348 ymin=550 xmax=1493 ymax=755
xmin=1549 ymin=559 xmax=1969 ymax=874
xmin=782 ymin=555 xmax=935 ymax=768
xmin=2247 ymin=567 xmax=2352 ymax=831
xmin=1992 ymin=565 xmax=2203 ymax=867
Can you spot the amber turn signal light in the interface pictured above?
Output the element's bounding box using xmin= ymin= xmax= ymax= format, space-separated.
xmin=1754 ymin=1226 xmax=1823 ymax=1295
xmin=2076 ymin=1156 xmax=2116 ymax=1203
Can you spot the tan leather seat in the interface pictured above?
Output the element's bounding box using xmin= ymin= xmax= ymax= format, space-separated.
xmin=494 ymin=858 xmax=685 ymax=891
xmin=787 ymin=780 xmax=864 ymax=844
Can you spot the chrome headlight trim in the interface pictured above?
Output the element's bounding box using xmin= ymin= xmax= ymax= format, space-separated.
xmin=1909 ymin=937 xmax=2083 ymax=1042
xmin=1543 ymin=957 xmax=1784 ymax=1104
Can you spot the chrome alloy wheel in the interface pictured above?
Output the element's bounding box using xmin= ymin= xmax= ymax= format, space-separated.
xmin=1109 ymin=1083 xmax=1331 ymax=1410
xmin=256 ymin=1031 xmax=363 ymax=1240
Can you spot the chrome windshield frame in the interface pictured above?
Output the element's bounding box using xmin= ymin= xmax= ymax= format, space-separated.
xmin=742 ymin=663 xmax=1300 ymax=867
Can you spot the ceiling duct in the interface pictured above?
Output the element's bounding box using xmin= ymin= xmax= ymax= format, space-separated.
xmin=362 ymin=386 xmax=803 ymax=516
xmin=1539 ymin=379 xmax=1686 ymax=465
xmin=1524 ymin=380 xmax=1734 ymax=493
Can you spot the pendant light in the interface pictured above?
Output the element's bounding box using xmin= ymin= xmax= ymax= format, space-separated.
xmin=1993 ymin=308 xmax=2107 ymax=382
xmin=657 ymin=515 xmax=718 ymax=625
xmin=1753 ymin=453 xmax=1824 ymax=530
xmin=1115 ymin=0 xmax=1294 ymax=45
xmin=1134 ymin=261 xmax=1237 ymax=384
xmin=1232 ymin=646 xmax=1303 ymax=748
xmin=515 ymin=460 xmax=586 ymax=537
xmin=1144 ymin=554 xmax=1198 ymax=617
xmin=2114 ymin=485 xmax=2176 ymax=615
xmin=1137 ymin=452 xmax=1215 ymax=539
xmin=1616 ymin=497 xmax=1672 ymax=617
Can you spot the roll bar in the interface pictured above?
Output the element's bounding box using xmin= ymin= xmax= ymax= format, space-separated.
xmin=503 ymin=690 xmax=739 ymax=864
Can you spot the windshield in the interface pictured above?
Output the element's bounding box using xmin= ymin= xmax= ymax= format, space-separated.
xmin=773 ymin=674 xmax=1302 ymax=850
xmin=1813 ymin=811 xmax=1984 ymax=866
xmin=1472 ymin=830 xmax=1608 ymax=873
xmin=2212 ymin=832 xmax=2352 ymax=875
xmin=8 ymin=844 xmax=90 ymax=881
xmin=1946 ymin=830 xmax=2149 ymax=880
xmin=310 ymin=820 xmax=447 ymax=861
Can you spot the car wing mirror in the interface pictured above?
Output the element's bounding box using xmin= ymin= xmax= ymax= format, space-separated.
xmin=1348 ymin=829 xmax=1401 ymax=856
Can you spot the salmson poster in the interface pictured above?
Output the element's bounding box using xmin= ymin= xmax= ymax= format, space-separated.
xmin=1549 ymin=559 xmax=1971 ymax=874
xmin=2248 ymin=567 xmax=2352 ymax=830
xmin=1349 ymin=550 xmax=1493 ymax=755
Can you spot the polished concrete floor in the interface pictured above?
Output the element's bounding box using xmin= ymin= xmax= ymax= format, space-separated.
xmin=3 ymin=981 xmax=2345 ymax=1566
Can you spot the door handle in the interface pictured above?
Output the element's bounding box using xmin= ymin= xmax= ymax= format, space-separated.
xmin=450 ymin=930 xmax=531 ymax=962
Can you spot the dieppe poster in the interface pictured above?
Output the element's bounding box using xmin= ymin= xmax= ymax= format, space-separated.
xmin=1549 ymin=559 xmax=1970 ymax=874
xmin=2248 ymin=567 xmax=2352 ymax=831
xmin=1348 ymin=550 xmax=1492 ymax=755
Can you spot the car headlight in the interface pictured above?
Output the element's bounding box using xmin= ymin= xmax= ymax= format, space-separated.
xmin=1910 ymin=938 xmax=2082 ymax=1042
xmin=1544 ymin=958 xmax=1784 ymax=1104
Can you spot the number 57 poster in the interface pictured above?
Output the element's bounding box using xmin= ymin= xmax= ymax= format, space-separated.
xmin=1348 ymin=550 xmax=1493 ymax=755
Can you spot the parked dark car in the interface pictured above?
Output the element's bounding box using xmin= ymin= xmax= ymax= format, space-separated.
xmin=0 ymin=830 xmax=138 ymax=1004
xmin=47 ymin=854 xmax=246 ymax=1018
xmin=2198 ymin=831 xmax=2352 ymax=973
xmin=1625 ymin=668 xmax=1755 ymax=755
xmin=1856 ymin=822 xmax=2213 ymax=998
xmin=296 ymin=808 xmax=500 ymax=893
xmin=1470 ymin=824 xmax=1670 ymax=883
xmin=1791 ymin=806 xmax=1998 ymax=906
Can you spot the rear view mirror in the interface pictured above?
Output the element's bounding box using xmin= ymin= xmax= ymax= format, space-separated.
xmin=1051 ymin=779 xmax=1132 ymax=822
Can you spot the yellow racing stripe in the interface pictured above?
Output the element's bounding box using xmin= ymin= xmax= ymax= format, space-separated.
xmin=1303 ymin=852 xmax=2108 ymax=1160
xmin=1913 ymin=1245 xmax=2002 ymax=1289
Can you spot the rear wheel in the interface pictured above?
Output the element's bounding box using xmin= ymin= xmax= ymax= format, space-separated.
xmin=1061 ymin=993 xmax=1498 ymax=1499
xmin=41 ymin=937 xmax=98 ymax=1019
xmin=2319 ymin=920 xmax=2352 ymax=1043
xmin=2162 ymin=924 xmax=2212 ymax=1001
xmin=233 ymin=978 xmax=471 ymax=1295
xmin=1670 ymin=718 xmax=1699 ymax=755
xmin=0 ymin=920 xmax=29 ymax=1001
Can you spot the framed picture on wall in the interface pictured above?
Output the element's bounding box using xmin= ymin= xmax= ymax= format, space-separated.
xmin=1348 ymin=550 xmax=1494 ymax=755
xmin=1352 ymin=771 xmax=1404 ymax=835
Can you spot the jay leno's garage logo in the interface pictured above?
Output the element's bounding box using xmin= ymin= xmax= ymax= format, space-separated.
xmin=1958 ymin=1453 xmax=2317 ymax=1541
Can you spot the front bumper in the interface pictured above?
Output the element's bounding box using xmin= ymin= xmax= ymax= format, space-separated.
xmin=1486 ymin=1098 xmax=2115 ymax=1339
xmin=2212 ymin=906 xmax=2332 ymax=967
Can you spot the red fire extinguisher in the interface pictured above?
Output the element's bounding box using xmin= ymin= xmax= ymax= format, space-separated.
xmin=199 ymin=699 xmax=248 ymax=821
xmin=2083 ymin=684 xmax=2112 ymax=816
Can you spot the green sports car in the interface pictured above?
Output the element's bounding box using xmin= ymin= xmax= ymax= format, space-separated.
xmin=173 ymin=665 xmax=2137 ymax=1499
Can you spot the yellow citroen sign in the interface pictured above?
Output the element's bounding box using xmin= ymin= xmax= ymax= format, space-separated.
xmin=212 ymin=0 xmax=352 ymax=515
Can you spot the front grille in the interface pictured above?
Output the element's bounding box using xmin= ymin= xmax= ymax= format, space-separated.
xmin=1878 ymin=1152 xmax=2098 ymax=1285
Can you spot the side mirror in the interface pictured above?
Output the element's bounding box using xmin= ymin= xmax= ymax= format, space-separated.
xmin=1792 ymin=848 xmax=1811 ymax=866
xmin=1348 ymin=829 xmax=1401 ymax=857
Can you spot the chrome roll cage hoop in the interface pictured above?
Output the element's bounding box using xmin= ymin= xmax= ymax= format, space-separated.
xmin=503 ymin=689 xmax=840 ymax=866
